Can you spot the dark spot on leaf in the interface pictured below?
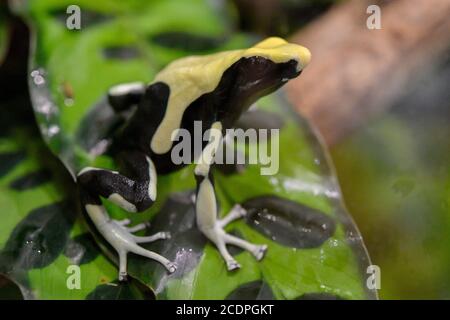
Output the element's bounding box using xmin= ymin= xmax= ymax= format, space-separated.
xmin=226 ymin=280 xmax=274 ymax=300
xmin=64 ymin=233 xmax=100 ymax=265
xmin=242 ymin=195 xmax=336 ymax=248
xmin=130 ymin=192 xmax=207 ymax=282
xmin=151 ymin=32 xmax=226 ymax=53
xmin=50 ymin=8 xmax=112 ymax=28
xmin=295 ymin=292 xmax=345 ymax=300
xmin=0 ymin=274 xmax=24 ymax=300
xmin=102 ymin=46 xmax=140 ymax=60
xmin=0 ymin=201 xmax=76 ymax=271
xmin=0 ymin=151 xmax=26 ymax=178
xmin=9 ymin=169 xmax=51 ymax=190
xmin=86 ymin=280 xmax=153 ymax=300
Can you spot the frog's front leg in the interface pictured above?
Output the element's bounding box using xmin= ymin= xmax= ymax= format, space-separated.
xmin=194 ymin=122 xmax=267 ymax=271
xmin=77 ymin=150 xmax=176 ymax=281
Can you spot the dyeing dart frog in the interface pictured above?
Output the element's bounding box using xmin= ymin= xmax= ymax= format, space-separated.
xmin=77 ymin=37 xmax=311 ymax=281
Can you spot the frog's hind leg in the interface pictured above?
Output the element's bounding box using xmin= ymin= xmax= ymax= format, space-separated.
xmin=77 ymin=151 xmax=175 ymax=281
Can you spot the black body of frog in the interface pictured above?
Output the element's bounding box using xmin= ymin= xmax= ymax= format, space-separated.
xmin=77 ymin=38 xmax=310 ymax=281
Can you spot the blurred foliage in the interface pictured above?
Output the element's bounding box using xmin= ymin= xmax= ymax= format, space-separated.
xmin=232 ymin=0 xmax=339 ymax=36
xmin=331 ymin=53 xmax=450 ymax=299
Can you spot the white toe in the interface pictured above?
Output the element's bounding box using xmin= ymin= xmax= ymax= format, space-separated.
xmin=119 ymin=272 xmax=128 ymax=282
xmin=167 ymin=262 xmax=177 ymax=273
xmin=253 ymin=245 xmax=268 ymax=261
xmin=227 ymin=260 xmax=241 ymax=271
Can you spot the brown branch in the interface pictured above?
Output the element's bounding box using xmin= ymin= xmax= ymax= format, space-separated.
xmin=286 ymin=0 xmax=450 ymax=145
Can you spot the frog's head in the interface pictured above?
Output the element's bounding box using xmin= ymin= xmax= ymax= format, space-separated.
xmin=153 ymin=37 xmax=310 ymax=130
xmin=222 ymin=37 xmax=311 ymax=119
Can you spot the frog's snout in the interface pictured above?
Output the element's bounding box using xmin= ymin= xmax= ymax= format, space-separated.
xmin=281 ymin=59 xmax=302 ymax=80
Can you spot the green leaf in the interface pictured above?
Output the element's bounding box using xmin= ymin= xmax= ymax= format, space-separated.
xmin=0 ymin=125 xmax=120 ymax=299
xmin=19 ymin=0 xmax=376 ymax=299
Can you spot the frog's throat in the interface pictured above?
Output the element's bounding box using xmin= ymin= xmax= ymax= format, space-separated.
xmin=150 ymin=37 xmax=311 ymax=155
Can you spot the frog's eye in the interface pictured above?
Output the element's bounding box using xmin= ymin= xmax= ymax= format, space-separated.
xmin=151 ymin=32 xmax=226 ymax=53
